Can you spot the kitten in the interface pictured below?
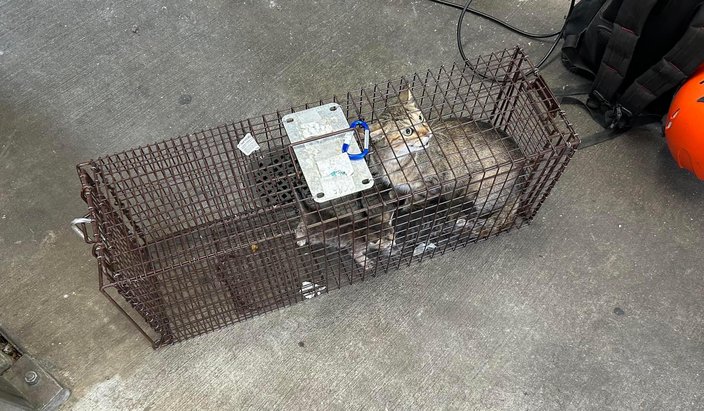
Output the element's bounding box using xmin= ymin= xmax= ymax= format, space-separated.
xmin=368 ymin=86 xmax=526 ymax=238
xmin=294 ymin=189 xmax=398 ymax=271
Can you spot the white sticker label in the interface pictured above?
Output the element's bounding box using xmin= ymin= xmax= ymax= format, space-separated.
xmin=237 ymin=133 xmax=260 ymax=156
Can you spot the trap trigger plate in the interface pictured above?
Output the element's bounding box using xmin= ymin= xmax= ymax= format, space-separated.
xmin=282 ymin=103 xmax=374 ymax=203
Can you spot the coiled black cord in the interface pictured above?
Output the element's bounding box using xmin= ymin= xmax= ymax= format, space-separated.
xmin=429 ymin=0 xmax=577 ymax=71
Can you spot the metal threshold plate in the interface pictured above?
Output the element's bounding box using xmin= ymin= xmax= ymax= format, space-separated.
xmin=282 ymin=103 xmax=374 ymax=203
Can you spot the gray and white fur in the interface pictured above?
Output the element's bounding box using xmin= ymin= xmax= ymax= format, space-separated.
xmin=368 ymin=86 xmax=526 ymax=238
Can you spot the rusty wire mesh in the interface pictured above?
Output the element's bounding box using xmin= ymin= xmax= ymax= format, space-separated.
xmin=76 ymin=48 xmax=578 ymax=347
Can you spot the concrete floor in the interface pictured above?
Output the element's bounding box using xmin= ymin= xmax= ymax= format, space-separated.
xmin=1 ymin=0 xmax=703 ymax=409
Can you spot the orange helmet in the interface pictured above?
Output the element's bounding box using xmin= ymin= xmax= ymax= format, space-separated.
xmin=664 ymin=66 xmax=704 ymax=180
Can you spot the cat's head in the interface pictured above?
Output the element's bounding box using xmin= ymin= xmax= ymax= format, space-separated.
xmin=370 ymin=86 xmax=433 ymax=157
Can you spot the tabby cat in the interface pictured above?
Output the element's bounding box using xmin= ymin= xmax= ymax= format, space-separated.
xmin=293 ymin=86 xmax=525 ymax=268
xmin=368 ymin=86 xmax=526 ymax=238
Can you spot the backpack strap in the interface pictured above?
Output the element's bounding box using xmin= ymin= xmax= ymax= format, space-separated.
xmin=618 ymin=4 xmax=704 ymax=115
xmin=560 ymin=95 xmax=662 ymax=149
xmin=590 ymin=0 xmax=660 ymax=104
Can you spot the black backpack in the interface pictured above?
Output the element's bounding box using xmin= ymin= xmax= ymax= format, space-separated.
xmin=560 ymin=0 xmax=704 ymax=134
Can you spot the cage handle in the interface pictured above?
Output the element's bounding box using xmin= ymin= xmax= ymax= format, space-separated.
xmin=71 ymin=215 xmax=95 ymax=243
xmin=287 ymin=118 xmax=369 ymax=176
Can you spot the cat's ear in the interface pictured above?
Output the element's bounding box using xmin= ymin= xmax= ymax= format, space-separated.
xmin=398 ymin=84 xmax=416 ymax=108
xmin=399 ymin=88 xmax=412 ymax=104
xmin=369 ymin=121 xmax=385 ymax=141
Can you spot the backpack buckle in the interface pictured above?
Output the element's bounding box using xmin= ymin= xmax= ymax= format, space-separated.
xmin=605 ymin=104 xmax=633 ymax=130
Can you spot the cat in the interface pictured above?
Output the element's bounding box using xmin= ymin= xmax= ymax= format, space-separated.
xmin=292 ymin=86 xmax=525 ymax=268
xmin=368 ymin=86 xmax=526 ymax=239
xmin=294 ymin=188 xmax=398 ymax=271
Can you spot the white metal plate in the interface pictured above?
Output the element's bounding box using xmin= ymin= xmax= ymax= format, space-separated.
xmin=282 ymin=103 xmax=374 ymax=203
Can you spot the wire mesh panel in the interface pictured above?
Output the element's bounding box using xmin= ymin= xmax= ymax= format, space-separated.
xmin=76 ymin=48 xmax=578 ymax=347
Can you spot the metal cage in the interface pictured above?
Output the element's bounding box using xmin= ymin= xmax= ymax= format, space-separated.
xmin=75 ymin=48 xmax=578 ymax=347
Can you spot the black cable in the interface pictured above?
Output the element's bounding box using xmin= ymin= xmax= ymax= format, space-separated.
xmin=431 ymin=0 xmax=576 ymax=74
xmin=535 ymin=0 xmax=575 ymax=68
xmin=428 ymin=0 xmax=564 ymax=39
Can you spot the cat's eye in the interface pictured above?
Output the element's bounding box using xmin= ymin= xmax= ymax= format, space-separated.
xmin=418 ymin=115 xmax=424 ymax=121
xmin=403 ymin=127 xmax=414 ymax=136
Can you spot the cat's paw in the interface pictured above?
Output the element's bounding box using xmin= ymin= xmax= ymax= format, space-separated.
xmin=358 ymin=257 xmax=376 ymax=271
xmin=394 ymin=183 xmax=412 ymax=194
xmin=413 ymin=242 xmax=437 ymax=257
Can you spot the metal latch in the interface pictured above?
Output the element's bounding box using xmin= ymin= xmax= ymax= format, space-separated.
xmin=70 ymin=215 xmax=94 ymax=243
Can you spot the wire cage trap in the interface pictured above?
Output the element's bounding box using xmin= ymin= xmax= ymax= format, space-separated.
xmin=74 ymin=48 xmax=578 ymax=347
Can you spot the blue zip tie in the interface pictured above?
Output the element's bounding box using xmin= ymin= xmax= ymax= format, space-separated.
xmin=342 ymin=120 xmax=370 ymax=160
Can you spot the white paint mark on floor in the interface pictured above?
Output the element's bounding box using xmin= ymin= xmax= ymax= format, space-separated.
xmin=40 ymin=230 xmax=57 ymax=247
